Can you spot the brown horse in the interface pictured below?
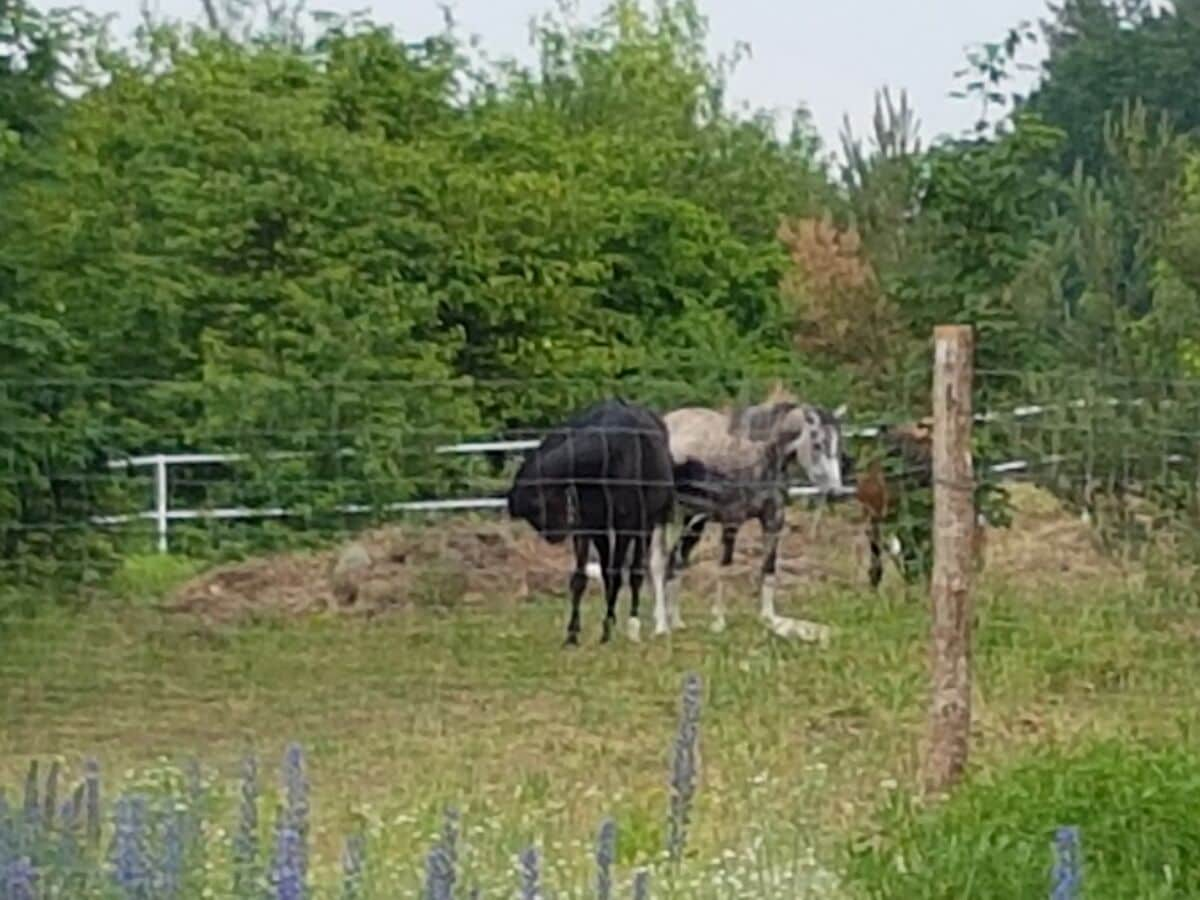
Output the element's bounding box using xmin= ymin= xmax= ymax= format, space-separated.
xmin=856 ymin=418 xmax=985 ymax=586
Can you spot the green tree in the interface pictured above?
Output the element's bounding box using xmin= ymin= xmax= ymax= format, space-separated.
xmin=1023 ymin=0 xmax=1200 ymax=174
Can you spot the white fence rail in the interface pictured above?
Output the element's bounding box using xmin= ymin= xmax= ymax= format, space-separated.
xmin=90 ymin=396 xmax=1120 ymax=554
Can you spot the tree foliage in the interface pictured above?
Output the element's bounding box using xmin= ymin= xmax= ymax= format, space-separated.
xmin=6 ymin=0 xmax=1200 ymax=577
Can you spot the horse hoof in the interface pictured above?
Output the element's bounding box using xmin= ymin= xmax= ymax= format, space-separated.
xmin=766 ymin=615 xmax=831 ymax=645
xmin=626 ymin=618 xmax=642 ymax=643
xmin=710 ymin=618 xmax=726 ymax=634
xmin=563 ymin=634 xmax=580 ymax=648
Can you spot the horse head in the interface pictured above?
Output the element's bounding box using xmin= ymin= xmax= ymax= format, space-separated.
xmin=507 ymin=454 xmax=576 ymax=544
xmin=773 ymin=402 xmax=847 ymax=496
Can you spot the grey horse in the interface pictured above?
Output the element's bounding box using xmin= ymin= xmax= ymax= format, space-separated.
xmin=663 ymin=389 xmax=847 ymax=641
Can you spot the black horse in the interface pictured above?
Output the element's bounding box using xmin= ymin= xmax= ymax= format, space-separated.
xmin=507 ymin=399 xmax=677 ymax=646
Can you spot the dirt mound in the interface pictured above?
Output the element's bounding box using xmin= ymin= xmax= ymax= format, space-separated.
xmin=167 ymin=518 xmax=574 ymax=624
xmin=167 ymin=484 xmax=1123 ymax=625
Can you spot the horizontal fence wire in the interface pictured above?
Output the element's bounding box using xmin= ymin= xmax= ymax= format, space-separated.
xmin=5 ymin=369 xmax=1200 ymax=584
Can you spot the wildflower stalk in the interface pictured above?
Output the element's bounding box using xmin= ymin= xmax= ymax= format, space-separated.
xmin=184 ymin=758 xmax=205 ymax=855
xmin=42 ymin=760 xmax=59 ymax=832
xmin=0 ymin=792 xmax=13 ymax=860
xmin=270 ymin=802 xmax=304 ymax=900
xmin=22 ymin=761 xmax=38 ymax=833
xmin=233 ymin=754 xmax=260 ymax=897
xmin=595 ymin=818 xmax=616 ymax=900
xmin=282 ymin=744 xmax=309 ymax=889
xmin=442 ymin=807 xmax=460 ymax=874
xmin=340 ymin=832 xmax=365 ymax=900
xmin=85 ymin=759 xmax=101 ymax=851
xmin=518 ymin=846 xmax=541 ymax=900
xmin=4 ymin=856 xmax=39 ymax=900
xmin=158 ymin=809 xmax=185 ymax=899
xmin=632 ymin=868 xmax=650 ymax=900
xmin=110 ymin=793 xmax=150 ymax=899
xmin=424 ymin=843 xmax=455 ymax=900
xmin=68 ymin=783 xmax=86 ymax=834
xmin=1051 ymin=825 xmax=1082 ymax=900
xmin=666 ymin=672 xmax=702 ymax=865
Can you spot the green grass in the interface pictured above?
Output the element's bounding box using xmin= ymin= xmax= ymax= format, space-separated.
xmin=3 ymin=566 xmax=1200 ymax=895
xmin=844 ymin=741 xmax=1200 ymax=898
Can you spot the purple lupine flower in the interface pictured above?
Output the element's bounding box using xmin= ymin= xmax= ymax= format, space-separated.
xmin=22 ymin=761 xmax=39 ymax=831
xmin=70 ymin=783 xmax=85 ymax=830
xmin=55 ymin=784 xmax=85 ymax=881
xmin=56 ymin=795 xmax=80 ymax=861
xmin=43 ymin=760 xmax=60 ymax=831
xmin=632 ymin=869 xmax=650 ymax=900
xmin=233 ymin=754 xmax=260 ymax=897
xmin=4 ymin=855 xmax=38 ymax=900
xmin=441 ymin=807 xmax=460 ymax=872
xmin=61 ymin=789 xmax=81 ymax=835
xmin=158 ymin=809 xmax=186 ymax=899
xmin=518 ymin=846 xmax=541 ymax=900
xmin=282 ymin=744 xmax=309 ymax=886
xmin=110 ymin=793 xmax=151 ymax=898
xmin=1 ymin=791 xmax=13 ymax=855
xmin=424 ymin=842 xmax=455 ymax=900
xmin=595 ymin=818 xmax=616 ymax=900
xmin=270 ymin=803 xmax=305 ymax=900
xmin=339 ymin=833 xmax=365 ymax=900
xmin=85 ymin=759 xmax=101 ymax=850
xmin=184 ymin=758 xmax=205 ymax=850
xmin=666 ymin=673 xmax=702 ymax=863
xmin=1051 ymin=825 xmax=1082 ymax=900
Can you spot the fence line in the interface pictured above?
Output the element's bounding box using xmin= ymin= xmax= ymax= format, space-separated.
xmin=83 ymin=390 xmax=1157 ymax=554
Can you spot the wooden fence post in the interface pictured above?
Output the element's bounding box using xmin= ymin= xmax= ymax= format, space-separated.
xmin=923 ymin=324 xmax=976 ymax=796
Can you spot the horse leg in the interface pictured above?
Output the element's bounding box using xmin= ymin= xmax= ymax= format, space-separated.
xmin=665 ymin=513 xmax=706 ymax=631
xmin=759 ymin=502 xmax=831 ymax=645
xmin=565 ymin=534 xmax=590 ymax=647
xmin=601 ymin=533 xmax=626 ymax=644
xmin=626 ymin=534 xmax=646 ymax=642
xmin=711 ymin=523 xmax=737 ymax=633
xmin=758 ymin=502 xmax=784 ymax=627
xmin=867 ymin=518 xmax=884 ymax=589
xmin=649 ymin=522 xmax=671 ymax=636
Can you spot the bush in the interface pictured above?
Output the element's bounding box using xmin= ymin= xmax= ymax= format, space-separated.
xmin=843 ymin=740 xmax=1200 ymax=899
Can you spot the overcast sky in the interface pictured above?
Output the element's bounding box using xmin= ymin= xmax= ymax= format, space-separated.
xmin=81 ymin=0 xmax=1056 ymax=151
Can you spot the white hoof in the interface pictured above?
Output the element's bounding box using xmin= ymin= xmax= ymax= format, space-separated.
xmin=765 ymin=614 xmax=832 ymax=646
xmin=710 ymin=616 xmax=726 ymax=634
xmin=653 ymin=618 xmax=670 ymax=637
xmin=626 ymin=617 xmax=642 ymax=643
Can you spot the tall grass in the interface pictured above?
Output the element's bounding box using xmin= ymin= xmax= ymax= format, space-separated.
xmin=3 ymin=672 xmax=839 ymax=898
xmin=842 ymin=741 xmax=1200 ymax=899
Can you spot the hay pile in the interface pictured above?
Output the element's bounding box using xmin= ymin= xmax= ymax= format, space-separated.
xmin=165 ymin=485 xmax=1123 ymax=625
xmin=166 ymin=519 xmax=574 ymax=624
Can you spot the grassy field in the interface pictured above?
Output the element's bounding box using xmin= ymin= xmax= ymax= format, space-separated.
xmin=4 ymin=490 xmax=1200 ymax=896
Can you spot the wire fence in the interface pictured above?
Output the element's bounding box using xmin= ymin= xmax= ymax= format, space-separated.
xmin=5 ymin=367 xmax=1200 ymax=583
xmin=3 ymin=367 xmax=1200 ymax=897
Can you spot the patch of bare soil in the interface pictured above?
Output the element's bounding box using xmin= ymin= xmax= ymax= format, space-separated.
xmin=166 ymin=518 xmax=574 ymax=624
xmin=780 ymin=481 xmax=1130 ymax=593
xmin=167 ymin=484 xmax=1126 ymax=625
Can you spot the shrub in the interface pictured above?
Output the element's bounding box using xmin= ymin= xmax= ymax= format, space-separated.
xmin=842 ymin=740 xmax=1200 ymax=899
